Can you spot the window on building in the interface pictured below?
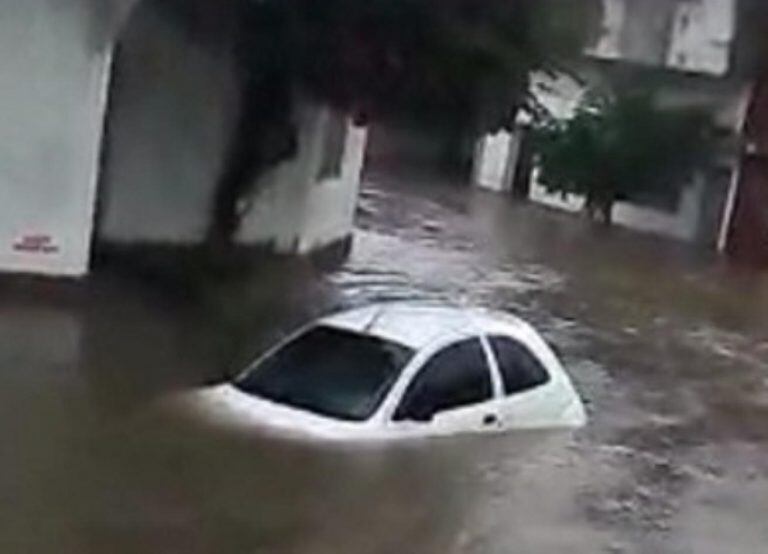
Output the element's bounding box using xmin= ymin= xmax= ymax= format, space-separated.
xmin=394 ymin=339 xmax=492 ymax=421
xmin=489 ymin=336 xmax=550 ymax=395
xmin=317 ymin=112 xmax=348 ymax=181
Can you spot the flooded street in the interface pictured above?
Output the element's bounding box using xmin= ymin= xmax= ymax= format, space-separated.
xmin=2 ymin=177 xmax=768 ymax=553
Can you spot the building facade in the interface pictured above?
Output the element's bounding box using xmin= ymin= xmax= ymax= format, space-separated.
xmin=0 ymin=0 xmax=367 ymax=278
xmin=474 ymin=0 xmax=749 ymax=249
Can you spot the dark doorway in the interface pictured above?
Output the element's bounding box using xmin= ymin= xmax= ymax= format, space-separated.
xmin=363 ymin=122 xmax=474 ymax=189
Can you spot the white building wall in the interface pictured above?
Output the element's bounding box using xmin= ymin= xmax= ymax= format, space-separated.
xmin=236 ymin=105 xmax=324 ymax=252
xmin=298 ymin=119 xmax=368 ymax=253
xmin=238 ymin=106 xmax=368 ymax=254
xmin=589 ymin=0 xmax=736 ymax=76
xmin=0 ymin=1 xmax=113 ymax=276
xmin=99 ymin=4 xmax=366 ymax=255
xmin=472 ymin=131 xmax=519 ymax=193
xmin=98 ymin=2 xmax=240 ymax=245
xmin=585 ymin=0 xmax=627 ymax=61
xmin=667 ymin=0 xmax=736 ymax=76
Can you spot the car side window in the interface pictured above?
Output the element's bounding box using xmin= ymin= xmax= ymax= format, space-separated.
xmin=394 ymin=338 xmax=492 ymax=421
xmin=489 ymin=336 xmax=550 ymax=395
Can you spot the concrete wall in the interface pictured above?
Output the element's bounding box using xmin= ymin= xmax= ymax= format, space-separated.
xmin=589 ymin=0 xmax=736 ymax=76
xmin=98 ymin=1 xmax=239 ymax=244
xmin=299 ymin=116 xmax=367 ymax=253
xmin=238 ymin=106 xmax=368 ymax=254
xmin=666 ymin=0 xmax=736 ymax=75
xmin=472 ymin=131 xmax=520 ymax=193
xmin=0 ymin=1 xmax=113 ymax=276
xmin=99 ymin=3 xmax=367 ymax=255
xmin=0 ymin=0 xmax=365 ymax=276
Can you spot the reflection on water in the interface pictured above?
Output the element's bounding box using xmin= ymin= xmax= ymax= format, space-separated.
xmin=1 ymin=177 xmax=768 ymax=552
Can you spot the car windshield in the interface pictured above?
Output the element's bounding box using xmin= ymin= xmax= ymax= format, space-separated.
xmin=234 ymin=326 xmax=414 ymax=421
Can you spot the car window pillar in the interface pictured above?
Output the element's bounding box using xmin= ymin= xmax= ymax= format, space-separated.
xmin=478 ymin=332 xmax=504 ymax=399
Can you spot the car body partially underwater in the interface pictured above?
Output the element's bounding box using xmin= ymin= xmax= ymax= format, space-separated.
xmin=170 ymin=303 xmax=587 ymax=441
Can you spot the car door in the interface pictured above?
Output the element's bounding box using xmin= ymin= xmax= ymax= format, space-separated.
xmin=390 ymin=338 xmax=500 ymax=437
xmin=487 ymin=335 xmax=562 ymax=429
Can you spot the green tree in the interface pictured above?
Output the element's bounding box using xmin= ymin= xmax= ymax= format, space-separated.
xmin=533 ymin=91 xmax=714 ymax=225
xmin=164 ymin=0 xmax=601 ymax=246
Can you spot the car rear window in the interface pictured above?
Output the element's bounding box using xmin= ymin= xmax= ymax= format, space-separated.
xmin=235 ymin=326 xmax=414 ymax=421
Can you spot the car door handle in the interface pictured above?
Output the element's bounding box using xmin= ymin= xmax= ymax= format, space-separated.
xmin=483 ymin=414 xmax=498 ymax=426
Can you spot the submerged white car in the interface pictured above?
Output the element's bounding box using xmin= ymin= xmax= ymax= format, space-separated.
xmin=175 ymin=303 xmax=586 ymax=441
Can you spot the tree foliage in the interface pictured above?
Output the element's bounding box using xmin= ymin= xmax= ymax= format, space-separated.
xmin=286 ymin=0 xmax=601 ymax=132
xmin=160 ymin=0 xmax=601 ymax=244
xmin=533 ymin=91 xmax=714 ymax=224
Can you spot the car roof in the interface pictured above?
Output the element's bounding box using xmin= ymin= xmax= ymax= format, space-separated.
xmin=318 ymin=302 xmax=533 ymax=350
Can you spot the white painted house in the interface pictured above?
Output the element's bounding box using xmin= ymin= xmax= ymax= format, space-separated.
xmin=0 ymin=0 xmax=367 ymax=278
xmin=474 ymin=0 xmax=749 ymax=247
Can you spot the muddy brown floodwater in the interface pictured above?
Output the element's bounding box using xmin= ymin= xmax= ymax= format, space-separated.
xmin=2 ymin=175 xmax=768 ymax=553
